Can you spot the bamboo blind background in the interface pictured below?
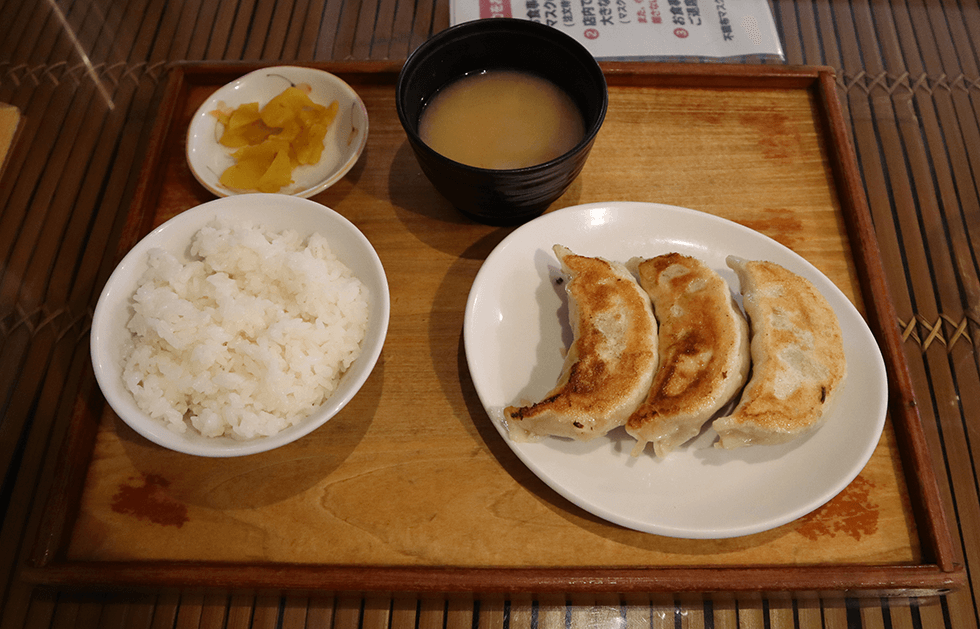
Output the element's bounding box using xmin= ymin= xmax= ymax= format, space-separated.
xmin=0 ymin=0 xmax=978 ymax=627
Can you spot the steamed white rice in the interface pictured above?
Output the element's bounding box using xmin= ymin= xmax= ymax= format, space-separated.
xmin=121 ymin=220 xmax=370 ymax=440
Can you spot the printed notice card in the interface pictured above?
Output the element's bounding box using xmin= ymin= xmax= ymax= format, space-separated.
xmin=450 ymin=0 xmax=784 ymax=61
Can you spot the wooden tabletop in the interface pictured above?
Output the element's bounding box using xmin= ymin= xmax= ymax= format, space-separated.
xmin=1 ymin=1 xmax=978 ymax=628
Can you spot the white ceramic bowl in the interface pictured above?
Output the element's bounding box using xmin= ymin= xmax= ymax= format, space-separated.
xmin=186 ymin=66 xmax=369 ymax=198
xmin=90 ymin=194 xmax=390 ymax=457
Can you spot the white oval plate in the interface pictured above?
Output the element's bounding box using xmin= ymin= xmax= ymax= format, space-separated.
xmin=463 ymin=202 xmax=888 ymax=538
xmin=186 ymin=66 xmax=369 ymax=198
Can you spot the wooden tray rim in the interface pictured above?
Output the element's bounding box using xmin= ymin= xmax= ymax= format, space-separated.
xmin=24 ymin=60 xmax=965 ymax=597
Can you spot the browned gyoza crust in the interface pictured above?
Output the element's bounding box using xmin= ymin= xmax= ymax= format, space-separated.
xmin=713 ymin=256 xmax=847 ymax=448
xmin=626 ymin=253 xmax=750 ymax=457
xmin=504 ymin=245 xmax=659 ymax=441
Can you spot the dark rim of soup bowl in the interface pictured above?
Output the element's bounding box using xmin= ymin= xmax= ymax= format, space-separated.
xmin=396 ymin=18 xmax=608 ymax=224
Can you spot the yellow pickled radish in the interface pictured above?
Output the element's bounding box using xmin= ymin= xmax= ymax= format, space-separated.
xmin=210 ymin=84 xmax=339 ymax=192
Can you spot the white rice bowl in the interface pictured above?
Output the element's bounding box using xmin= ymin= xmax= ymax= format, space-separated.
xmin=91 ymin=194 xmax=389 ymax=457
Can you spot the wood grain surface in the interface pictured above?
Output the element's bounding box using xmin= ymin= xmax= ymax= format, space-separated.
xmin=2 ymin=0 xmax=979 ymax=627
xmin=15 ymin=63 xmax=955 ymax=599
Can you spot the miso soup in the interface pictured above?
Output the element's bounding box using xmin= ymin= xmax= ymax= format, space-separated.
xmin=418 ymin=69 xmax=586 ymax=170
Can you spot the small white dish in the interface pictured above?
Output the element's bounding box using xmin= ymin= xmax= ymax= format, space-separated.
xmin=463 ymin=201 xmax=888 ymax=539
xmin=91 ymin=194 xmax=389 ymax=457
xmin=186 ymin=66 xmax=369 ymax=198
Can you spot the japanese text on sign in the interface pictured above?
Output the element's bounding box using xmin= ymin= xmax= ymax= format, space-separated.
xmin=461 ymin=0 xmax=783 ymax=60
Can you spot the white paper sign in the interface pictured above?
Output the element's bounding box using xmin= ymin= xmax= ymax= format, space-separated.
xmin=450 ymin=0 xmax=784 ymax=61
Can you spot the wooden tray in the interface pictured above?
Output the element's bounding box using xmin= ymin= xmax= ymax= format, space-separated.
xmin=25 ymin=61 xmax=965 ymax=597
